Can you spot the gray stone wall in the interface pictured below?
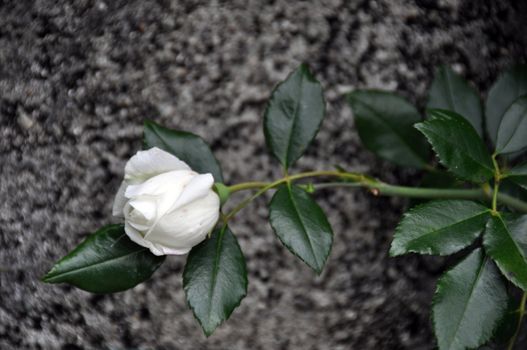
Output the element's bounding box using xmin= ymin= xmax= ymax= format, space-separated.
xmin=1 ymin=1 xmax=525 ymax=349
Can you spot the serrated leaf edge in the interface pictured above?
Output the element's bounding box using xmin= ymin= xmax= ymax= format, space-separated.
xmin=484 ymin=215 xmax=527 ymax=291
xmin=263 ymin=64 xmax=326 ymax=170
xmin=269 ymin=185 xmax=333 ymax=274
xmin=183 ymin=227 xmax=248 ymax=337
xmin=390 ymin=200 xmax=490 ymax=257
xmin=348 ymin=91 xmax=428 ymax=168
xmin=431 ymin=250 xmax=505 ymax=350
xmin=415 ymin=116 xmax=493 ymax=183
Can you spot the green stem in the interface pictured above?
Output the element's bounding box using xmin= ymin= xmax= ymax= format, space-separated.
xmin=311 ymin=182 xmax=364 ymax=190
xmin=508 ymin=292 xmax=527 ymax=350
xmin=497 ymin=193 xmax=527 ymax=213
xmin=492 ymin=181 xmax=500 ymax=213
xmin=314 ymin=182 xmax=527 ymax=213
xmin=228 ymin=175 xmax=527 ymax=229
xmin=227 ymin=170 xmax=365 ymax=194
xmin=228 ymin=181 xmax=270 ymax=193
xmin=223 ymin=170 xmax=364 ymax=222
xmin=492 ymin=153 xmax=501 ymax=214
xmin=372 ymin=183 xmax=484 ymax=200
xmin=224 ymin=171 xmax=527 ymax=223
xmin=224 ymin=180 xmax=281 ymax=222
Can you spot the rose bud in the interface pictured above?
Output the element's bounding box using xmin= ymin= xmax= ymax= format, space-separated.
xmin=112 ymin=147 xmax=220 ymax=255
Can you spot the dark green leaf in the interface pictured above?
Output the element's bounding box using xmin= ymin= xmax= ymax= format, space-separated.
xmin=43 ymin=224 xmax=165 ymax=294
xmin=347 ymin=90 xmax=429 ymax=168
xmin=427 ymin=65 xmax=483 ymax=135
xmin=269 ymin=184 xmax=333 ymax=273
xmin=486 ymin=65 xmax=527 ymax=145
xmin=511 ymin=178 xmax=527 ymax=191
xmin=183 ymin=226 xmax=247 ymax=336
xmin=144 ymin=120 xmax=223 ymax=182
xmin=499 ymin=180 xmax=527 ymax=214
xmin=390 ymin=200 xmax=490 ymax=256
xmin=420 ymin=170 xmax=463 ymax=188
xmin=416 ymin=109 xmax=494 ymax=183
xmin=484 ymin=214 xmax=527 ymax=291
xmin=509 ymin=162 xmax=527 ymax=177
xmin=263 ymin=64 xmax=325 ymax=170
xmin=508 ymin=162 xmax=527 ymax=190
xmin=495 ymin=96 xmax=527 ymax=154
xmin=410 ymin=170 xmax=463 ymax=207
xmin=432 ymin=248 xmax=508 ymax=350
xmin=493 ymin=295 xmax=522 ymax=345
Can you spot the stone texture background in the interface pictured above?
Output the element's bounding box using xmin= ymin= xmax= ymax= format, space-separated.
xmin=1 ymin=0 xmax=526 ymax=349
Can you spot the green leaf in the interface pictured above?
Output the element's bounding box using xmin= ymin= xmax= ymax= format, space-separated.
xmin=499 ymin=180 xmax=527 ymax=214
xmin=500 ymin=163 xmax=527 ymax=211
xmin=42 ymin=224 xmax=165 ymax=293
xmin=263 ymin=64 xmax=325 ymax=170
xmin=183 ymin=226 xmax=247 ymax=336
xmin=432 ymin=248 xmax=508 ymax=350
xmin=493 ymin=295 xmax=522 ymax=345
xmin=495 ymin=96 xmax=527 ymax=154
xmin=390 ymin=200 xmax=490 ymax=256
xmin=420 ymin=170 xmax=463 ymax=188
xmin=508 ymin=162 xmax=527 ymax=190
xmin=269 ymin=184 xmax=333 ymax=273
xmin=415 ymin=109 xmax=494 ymax=183
xmin=410 ymin=170 xmax=463 ymax=207
xmin=511 ymin=178 xmax=527 ymax=191
xmin=484 ymin=214 xmax=527 ymax=291
xmin=143 ymin=120 xmax=223 ymax=182
xmin=486 ymin=65 xmax=527 ymax=145
xmin=347 ymin=90 xmax=429 ymax=168
xmin=427 ymin=65 xmax=483 ymax=136
xmin=509 ymin=162 xmax=527 ymax=177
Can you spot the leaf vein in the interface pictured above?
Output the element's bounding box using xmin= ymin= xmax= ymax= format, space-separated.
xmin=283 ymin=73 xmax=304 ymax=168
xmin=419 ymin=127 xmax=493 ymax=173
xmin=446 ymin=256 xmax=487 ymax=350
xmin=288 ymin=186 xmax=320 ymax=270
xmin=45 ymin=248 xmax=147 ymax=281
xmin=405 ymin=210 xmax=489 ymax=250
xmin=351 ymin=97 xmax=424 ymax=165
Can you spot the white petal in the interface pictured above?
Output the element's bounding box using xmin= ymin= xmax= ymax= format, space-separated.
xmin=125 ymin=170 xmax=194 ymax=198
xmin=168 ymin=173 xmax=214 ymax=212
xmin=124 ymin=222 xmax=155 ymax=251
xmin=112 ymin=181 xmax=128 ymax=217
xmin=123 ymin=203 xmax=152 ymax=231
xmin=124 ymin=147 xmax=190 ymax=182
xmin=128 ymin=197 xmax=157 ymax=221
xmin=128 ymin=220 xmax=150 ymax=232
xmin=155 ymin=245 xmax=191 ymax=255
xmin=146 ymin=191 xmax=220 ymax=250
xmin=125 ymin=223 xmax=188 ymax=256
xmin=126 ymin=170 xmax=198 ymax=220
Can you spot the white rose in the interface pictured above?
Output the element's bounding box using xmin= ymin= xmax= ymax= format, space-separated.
xmin=112 ymin=147 xmax=220 ymax=255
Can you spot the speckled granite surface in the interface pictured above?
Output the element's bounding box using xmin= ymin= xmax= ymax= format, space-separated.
xmin=1 ymin=1 xmax=526 ymax=349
